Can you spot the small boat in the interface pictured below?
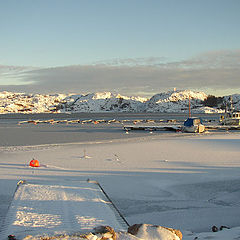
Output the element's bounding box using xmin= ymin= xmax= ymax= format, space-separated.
xmin=220 ymin=96 xmax=240 ymax=126
xmin=220 ymin=111 xmax=240 ymax=125
xmin=182 ymin=95 xmax=205 ymax=133
xmin=182 ymin=117 xmax=205 ymax=133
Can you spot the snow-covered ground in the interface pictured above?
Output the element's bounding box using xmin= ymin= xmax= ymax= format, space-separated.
xmin=0 ymin=120 xmax=240 ymax=239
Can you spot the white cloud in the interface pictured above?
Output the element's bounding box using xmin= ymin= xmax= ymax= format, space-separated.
xmin=92 ymin=57 xmax=167 ymax=66
xmin=175 ymin=50 xmax=240 ymax=69
xmin=0 ymin=65 xmax=37 ymax=85
xmin=1 ymin=50 xmax=240 ymax=96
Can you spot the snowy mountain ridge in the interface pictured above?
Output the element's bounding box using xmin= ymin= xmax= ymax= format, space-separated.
xmin=145 ymin=90 xmax=208 ymax=113
xmin=0 ymin=90 xmax=239 ymax=114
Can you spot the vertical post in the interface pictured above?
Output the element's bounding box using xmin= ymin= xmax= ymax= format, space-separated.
xmin=230 ymin=96 xmax=233 ymax=112
xmin=189 ymin=96 xmax=191 ymax=118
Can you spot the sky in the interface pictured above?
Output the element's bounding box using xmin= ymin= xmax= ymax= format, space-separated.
xmin=0 ymin=0 xmax=240 ymax=97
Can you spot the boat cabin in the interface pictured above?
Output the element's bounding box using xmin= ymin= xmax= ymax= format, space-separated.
xmin=230 ymin=112 xmax=240 ymax=119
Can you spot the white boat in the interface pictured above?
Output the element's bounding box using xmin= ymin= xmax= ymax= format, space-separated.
xmin=182 ymin=117 xmax=205 ymax=133
xmin=220 ymin=96 xmax=240 ymax=126
xmin=220 ymin=111 xmax=240 ymax=125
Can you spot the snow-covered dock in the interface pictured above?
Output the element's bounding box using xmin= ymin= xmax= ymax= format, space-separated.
xmin=2 ymin=180 xmax=128 ymax=239
xmin=123 ymin=125 xmax=181 ymax=132
xmin=123 ymin=124 xmax=240 ymax=132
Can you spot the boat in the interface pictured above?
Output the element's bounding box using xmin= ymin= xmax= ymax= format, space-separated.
xmin=182 ymin=95 xmax=205 ymax=133
xmin=220 ymin=111 xmax=240 ymax=125
xmin=182 ymin=117 xmax=205 ymax=133
xmin=220 ymin=96 xmax=240 ymax=126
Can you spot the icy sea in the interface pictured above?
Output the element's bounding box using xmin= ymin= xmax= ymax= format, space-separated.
xmin=2 ymin=112 xmax=240 ymax=240
xmin=0 ymin=112 xmax=219 ymax=146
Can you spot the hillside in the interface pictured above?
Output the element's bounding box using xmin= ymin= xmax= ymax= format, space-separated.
xmin=0 ymin=90 xmax=238 ymax=114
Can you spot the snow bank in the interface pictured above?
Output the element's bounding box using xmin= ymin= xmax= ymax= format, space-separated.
xmin=184 ymin=226 xmax=240 ymax=240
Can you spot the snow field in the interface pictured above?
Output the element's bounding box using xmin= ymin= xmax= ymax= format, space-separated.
xmin=0 ymin=132 xmax=240 ymax=239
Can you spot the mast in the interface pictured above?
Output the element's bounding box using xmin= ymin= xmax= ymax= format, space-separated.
xmin=230 ymin=96 xmax=233 ymax=112
xmin=188 ymin=95 xmax=191 ymax=117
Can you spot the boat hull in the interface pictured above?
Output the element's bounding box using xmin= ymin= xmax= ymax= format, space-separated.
xmin=223 ymin=119 xmax=240 ymax=126
xmin=182 ymin=124 xmax=205 ymax=133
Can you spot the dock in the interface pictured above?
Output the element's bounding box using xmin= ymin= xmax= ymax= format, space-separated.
xmin=123 ymin=125 xmax=182 ymax=132
xmin=2 ymin=180 xmax=128 ymax=239
xmin=123 ymin=124 xmax=240 ymax=132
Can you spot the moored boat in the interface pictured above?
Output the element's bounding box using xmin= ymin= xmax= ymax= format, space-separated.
xmin=220 ymin=96 xmax=240 ymax=126
xmin=182 ymin=95 xmax=205 ymax=133
xmin=220 ymin=111 xmax=240 ymax=125
xmin=182 ymin=117 xmax=205 ymax=133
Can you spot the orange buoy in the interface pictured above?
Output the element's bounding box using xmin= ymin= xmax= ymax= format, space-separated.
xmin=29 ymin=159 xmax=40 ymax=167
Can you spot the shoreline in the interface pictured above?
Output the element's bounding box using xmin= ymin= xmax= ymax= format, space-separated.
xmin=0 ymin=129 xmax=237 ymax=149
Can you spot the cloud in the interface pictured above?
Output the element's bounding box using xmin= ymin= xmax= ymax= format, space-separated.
xmin=1 ymin=50 xmax=240 ymax=96
xmin=0 ymin=65 xmax=38 ymax=85
xmin=171 ymin=50 xmax=240 ymax=69
xmin=92 ymin=57 xmax=167 ymax=66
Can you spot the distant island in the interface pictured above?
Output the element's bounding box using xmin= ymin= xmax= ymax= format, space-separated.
xmin=0 ymin=90 xmax=239 ymax=114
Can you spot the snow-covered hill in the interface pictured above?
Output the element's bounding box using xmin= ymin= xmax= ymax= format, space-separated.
xmin=0 ymin=92 xmax=67 ymax=113
xmin=59 ymin=92 xmax=147 ymax=113
xmin=0 ymin=90 xmax=238 ymax=114
xmin=145 ymin=90 xmax=207 ymax=113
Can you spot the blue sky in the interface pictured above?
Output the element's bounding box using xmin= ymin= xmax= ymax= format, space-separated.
xmin=0 ymin=0 xmax=240 ymax=96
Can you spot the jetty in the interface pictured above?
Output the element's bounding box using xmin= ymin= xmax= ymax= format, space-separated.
xmin=123 ymin=124 xmax=240 ymax=133
xmin=123 ymin=125 xmax=181 ymax=132
xmin=2 ymin=180 xmax=128 ymax=239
